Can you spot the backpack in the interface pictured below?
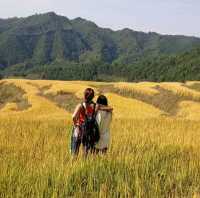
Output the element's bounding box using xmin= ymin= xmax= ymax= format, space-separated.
xmin=81 ymin=102 xmax=100 ymax=149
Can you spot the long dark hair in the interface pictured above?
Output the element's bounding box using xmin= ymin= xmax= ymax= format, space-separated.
xmin=84 ymin=88 xmax=94 ymax=103
xmin=96 ymin=95 xmax=108 ymax=106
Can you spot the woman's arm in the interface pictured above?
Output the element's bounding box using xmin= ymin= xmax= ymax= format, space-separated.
xmin=72 ymin=104 xmax=81 ymax=125
xmin=96 ymin=104 xmax=113 ymax=112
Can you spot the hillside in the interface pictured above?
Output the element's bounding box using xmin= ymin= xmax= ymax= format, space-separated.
xmin=0 ymin=12 xmax=200 ymax=81
xmin=128 ymin=47 xmax=200 ymax=82
xmin=1 ymin=79 xmax=200 ymax=197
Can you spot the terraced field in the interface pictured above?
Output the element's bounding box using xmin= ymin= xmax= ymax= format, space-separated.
xmin=1 ymin=79 xmax=200 ymax=197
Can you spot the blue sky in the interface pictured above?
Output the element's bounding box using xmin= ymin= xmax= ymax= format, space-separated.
xmin=1 ymin=0 xmax=199 ymax=37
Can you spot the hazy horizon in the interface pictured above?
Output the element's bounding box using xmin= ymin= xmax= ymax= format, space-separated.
xmin=1 ymin=0 xmax=199 ymax=37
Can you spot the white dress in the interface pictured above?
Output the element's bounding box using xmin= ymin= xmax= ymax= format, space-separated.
xmin=95 ymin=110 xmax=112 ymax=149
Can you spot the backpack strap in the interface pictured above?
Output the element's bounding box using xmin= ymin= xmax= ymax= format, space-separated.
xmin=81 ymin=102 xmax=86 ymax=117
xmin=81 ymin=102 xmax=85 ymax=110
xmin=92 ymin=103 xmax=97 ymax=118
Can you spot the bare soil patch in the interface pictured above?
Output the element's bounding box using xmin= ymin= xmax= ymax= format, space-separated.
xmin=0 ymin=82 xmax=31 ymax=111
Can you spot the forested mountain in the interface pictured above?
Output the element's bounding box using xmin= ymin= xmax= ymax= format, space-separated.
xmin=128 ymin=47 xmax=200 ymax=82
xmin=0 ymin=12 xmax=200 ymax=81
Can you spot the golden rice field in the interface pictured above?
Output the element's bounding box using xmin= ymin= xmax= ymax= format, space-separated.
xmin=1 ymin=79 xmax=200 ymax=197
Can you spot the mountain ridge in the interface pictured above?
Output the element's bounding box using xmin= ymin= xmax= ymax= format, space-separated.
xmin=1 ymin=12 xmax=199 ymax=38
xmin=0 ymin=12 xmax=200 ymax=81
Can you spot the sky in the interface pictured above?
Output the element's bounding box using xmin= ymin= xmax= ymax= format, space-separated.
xmin=0 ymin=0 xmax=199 ymax=37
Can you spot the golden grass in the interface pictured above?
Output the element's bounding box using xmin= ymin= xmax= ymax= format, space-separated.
xmin=114 ymin=82 xmax=160 ymax=97
xmin=159 ymin=82 xmax=200 ymax=100
xmin=1 ymin=79 xmax=200 ymax=197
xmin=105 ymin=93 xmax=164 ymax=119
xmin=176 ymin=100 xmax=200 ymax=120
xmin=1 ymin=102 xmax=18 ymax=112
xmin=185 ymin=81 xmax=200 ymax=86
xmin=0 ymin=79 xmax=70 ymax=120
xmin=29 ymin=80 xmax=97 ymax=99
